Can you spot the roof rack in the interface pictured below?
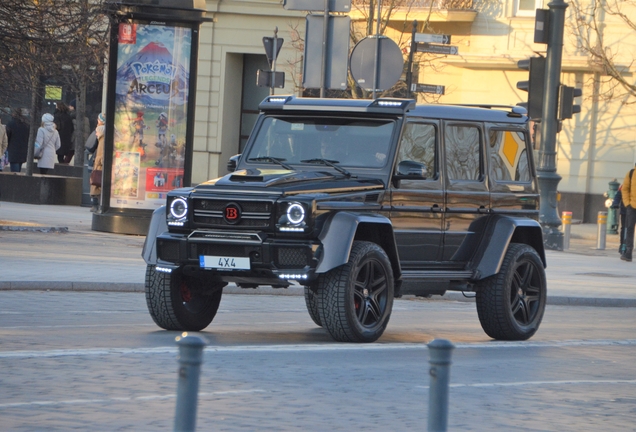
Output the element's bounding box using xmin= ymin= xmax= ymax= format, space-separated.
xmin=451 ymin=104 xmax=527 ymax=117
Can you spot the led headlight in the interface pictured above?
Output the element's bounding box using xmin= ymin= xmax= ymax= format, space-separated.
xmin=170 ymin=197 xmax=188 ymax=219
xmin=287 ymin=203 xmax=305 ymax=225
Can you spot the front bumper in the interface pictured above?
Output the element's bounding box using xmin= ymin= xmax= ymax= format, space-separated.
xmin=155 ymin=230 xmax=321 ymax=285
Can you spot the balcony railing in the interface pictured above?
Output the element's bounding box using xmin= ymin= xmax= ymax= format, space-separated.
xmin=352 ymin=0 xmax=474 ymax=11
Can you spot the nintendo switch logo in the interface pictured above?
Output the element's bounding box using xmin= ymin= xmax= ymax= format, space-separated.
xmin=224 ymin=203 xmax=241 ymax=224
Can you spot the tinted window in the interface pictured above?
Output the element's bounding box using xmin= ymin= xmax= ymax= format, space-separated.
xmin=246 ymin=116 xmax=395 ymax=168
xmin=445 ymin=125 xmax=481 ymax=181
xmin=397 ymin=123 xmax=437 ymax=178
xmin=488 ymin=129 xmax=531 ymax=182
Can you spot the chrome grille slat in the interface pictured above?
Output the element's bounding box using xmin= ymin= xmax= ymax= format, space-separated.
xmin=192 ymin=198 xmax=274 ymax=229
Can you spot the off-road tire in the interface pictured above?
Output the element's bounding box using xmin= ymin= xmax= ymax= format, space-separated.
xmin=317 ymin=241 xmax=394 ymax=343
xmin=476 ymin=243 xmax=546 ymax=340
xmin=304 ymin=286 xmax=322 ymax=327
xmin=145 ymin=265 xmax=223 ymax=331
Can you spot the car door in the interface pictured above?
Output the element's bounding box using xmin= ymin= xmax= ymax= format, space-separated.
xmin=442 ymin=122 xmax=490 ymax=264
xmin=390 ymin=120 xmax=444 ymax=267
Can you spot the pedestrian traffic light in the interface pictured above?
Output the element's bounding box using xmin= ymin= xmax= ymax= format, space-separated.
xmin=557 ymin=85 xmax=582 ymax=120
xmin=516 ymin=56 xmax=546 ymax=120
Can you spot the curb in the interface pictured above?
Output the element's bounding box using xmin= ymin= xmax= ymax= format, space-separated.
xmin=2 ymin=282 xmax=635 ymax=308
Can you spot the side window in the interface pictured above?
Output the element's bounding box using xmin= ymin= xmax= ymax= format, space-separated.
xmin=488 ymin=129 xmax=531 ymax=182
xmin=445 ymin=125 xmax=482 ymax=181
xmin=397 ymin=122 xmax=437 ymax=179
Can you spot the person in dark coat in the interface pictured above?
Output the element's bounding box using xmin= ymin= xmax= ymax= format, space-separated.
xmin=612 ymin=186 xmax=627 ymax=254
xmin=5 ymin=108 xmax=30 ymax=173
xmin=53 ymin=102 xmax=74 ymax=164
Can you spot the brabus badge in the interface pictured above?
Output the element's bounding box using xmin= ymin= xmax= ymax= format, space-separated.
xmin=224 ymin=203 xmax=241 ymax=224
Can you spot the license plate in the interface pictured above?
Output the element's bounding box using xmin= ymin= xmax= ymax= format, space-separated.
xmin=200 ymin=255 xmax=250 ymax=270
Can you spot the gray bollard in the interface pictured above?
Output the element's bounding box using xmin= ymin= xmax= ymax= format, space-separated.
xmin=427 ymin=339 xmax=455 ymax=432
xmin=562 ymin=211 xmax=572 ymax=250
xmin=174 ymin=333 xmax=205 ymax=432
xmin=597 ymin=211 xmax=607 ymax=250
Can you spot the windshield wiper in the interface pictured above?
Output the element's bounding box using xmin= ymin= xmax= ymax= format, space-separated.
xmin=300 ymin=158 xmax=353 ymax=178
xmin=248 ymin=156 xmax=293 ymax=170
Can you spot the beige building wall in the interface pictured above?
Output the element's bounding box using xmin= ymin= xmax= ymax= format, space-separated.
xmin=192 ymin=0 xmax=635 ymax=218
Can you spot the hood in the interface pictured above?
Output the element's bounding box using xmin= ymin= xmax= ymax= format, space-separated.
xmin=197 ymin=168 xmax=384 ymax=193
xmin=44 ymin=122 xmax=56 ymax=132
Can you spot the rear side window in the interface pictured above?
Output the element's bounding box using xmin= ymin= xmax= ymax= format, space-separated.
xmin=488 ymin=129 xmax=531 ymax=182
xmin=445 ymin=125 xmax=482 ymax=181
xmin=397 ymin=122 xmax=437 ymax=178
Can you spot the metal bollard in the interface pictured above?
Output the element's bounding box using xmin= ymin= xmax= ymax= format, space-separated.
xmin=174 ymin=333 xmax=205 ymax=432
xmin=427 ymin=339 xmax=455 ymax=432
xmin=597 ymin=211 xmax=607 ymax=250
xmin=562 ymin=211 xmax=572 ymax=250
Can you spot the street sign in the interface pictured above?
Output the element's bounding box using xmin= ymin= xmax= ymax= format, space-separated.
xmin=350 ymin=36 xmax=404 ymax=92
xmin=257 ymin=70 xmax=285 ymax=88
xmin=263 ymin=37 xmax=284 ymax=67
xmin=284 ymin=0 xmax=351 ymax=12
xmin=414 ymin=33 xmax=451 ymax=45
xmin=416 ymin=43 xmax=458 ymax=55
xmin=411 ymin=83 xmax=445 ymax=95
xmin=303 ymin=15 xmax=350 ymax=90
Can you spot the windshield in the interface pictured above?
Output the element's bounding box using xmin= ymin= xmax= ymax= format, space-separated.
xmin=245 ymin=116 xmax=395 ymax=169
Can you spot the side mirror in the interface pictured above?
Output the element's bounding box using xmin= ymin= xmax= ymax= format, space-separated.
xmin=227 ymin=154 xmax=241 ymax=172
xmin=395 ymin=160 xmax=427 ymax=179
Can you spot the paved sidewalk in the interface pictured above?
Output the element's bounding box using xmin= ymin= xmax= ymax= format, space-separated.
xmin=1 ymin=201 xmax=635 ymax=307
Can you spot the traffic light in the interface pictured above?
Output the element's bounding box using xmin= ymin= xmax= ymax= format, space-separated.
xmin=516 ymin=56 xmax=546 ymax=120
xmin=557 ymin=85 xmax=582 ymax=120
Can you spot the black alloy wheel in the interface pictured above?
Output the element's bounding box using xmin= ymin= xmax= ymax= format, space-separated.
xmin=145 ymin=265 xmax=224 ymax=331
xmin=476 ymin=243 xmax=547 ymax=340
xmin=318 ymin=241 xmax=394 ymax=343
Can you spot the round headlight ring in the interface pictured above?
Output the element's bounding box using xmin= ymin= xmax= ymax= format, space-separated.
xmin=170 ymin=197 xmax=188 ymax=219
xmin=287 ymin=203 xmax=305 ymax=225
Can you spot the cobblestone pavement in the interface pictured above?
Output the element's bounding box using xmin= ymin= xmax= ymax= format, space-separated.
xmin=0 ymin=292 xmax=635 ymax=431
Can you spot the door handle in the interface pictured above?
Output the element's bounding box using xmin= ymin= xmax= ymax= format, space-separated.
xmin=431 ymin=204 xmax=442 ymax=213
xmin=477 ymin=206 xmax=490 ymax=213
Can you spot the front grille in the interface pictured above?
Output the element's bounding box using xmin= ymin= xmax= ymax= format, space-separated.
xmin=276 ymin=247 xmax=309 ymax=268
xmin=192 ymin=198 xmax=274 ymax=229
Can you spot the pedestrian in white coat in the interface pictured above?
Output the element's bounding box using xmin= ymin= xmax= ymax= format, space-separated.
xmin=35 ymin=113 xmax=61 ymax=175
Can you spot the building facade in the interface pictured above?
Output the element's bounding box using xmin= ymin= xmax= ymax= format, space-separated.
xmin=194 ymin=0 xmax=636 ymax=222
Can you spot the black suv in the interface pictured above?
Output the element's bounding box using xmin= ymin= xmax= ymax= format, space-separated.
xmin=142 ymin=96 xmax=547 ymax=343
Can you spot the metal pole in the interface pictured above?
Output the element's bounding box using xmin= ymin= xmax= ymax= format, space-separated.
xmin=320 ymin=0 xmax=329 ymax=98
xmin=597 ymin=211 xmax=607 ymax=250
xmin=561 ymin=211 xmax=571 ymax=250
xmin=406 ymin=20 xmax=417 ymax=99
xmin=271 ymin=27 xmax=278 ymax=96
xmin=174 ymin=334 xmax=205 ymax=432
xmin=372 ymin=0 xmax=382 ymax=99
xmin=537 ymin=0 xmax=568 ymax=251
xmin=427 ymin=339 xmax=455 ymax=432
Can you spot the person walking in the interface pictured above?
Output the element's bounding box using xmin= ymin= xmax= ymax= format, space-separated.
xmin=53 ymin=102 xmax=74 ymax=164
xmin=89 ymin=113 xmax=106 ymax=213
xmin=620 ymin=164 xmax=636 ymax=262
xmin=0 ymin=117 xmax=8 ymax=171
xmin=35 ymin=113 xmax=61 ymax=175
xmin=5 ymin=108 xmax=30 ymax=173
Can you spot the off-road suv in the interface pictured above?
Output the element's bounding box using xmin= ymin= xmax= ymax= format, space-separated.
xmin=142 ymin=95 xmax=547 ymax=343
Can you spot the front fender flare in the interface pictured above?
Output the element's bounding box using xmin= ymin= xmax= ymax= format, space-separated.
xmin=141 ymin=206 xmax=168 ymax=265
xmin=315 ymin=212 xmax=401 ymax=278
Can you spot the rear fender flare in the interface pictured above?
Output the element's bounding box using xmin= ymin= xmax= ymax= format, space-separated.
xmin=470 ymin=215 xmax=546 ymax=280
xmin=142 ymin=206 xmax=168 ymax=265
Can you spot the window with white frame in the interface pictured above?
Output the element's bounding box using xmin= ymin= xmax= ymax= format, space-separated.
xmin=514 ymin=0 xmax=542 ymax=17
